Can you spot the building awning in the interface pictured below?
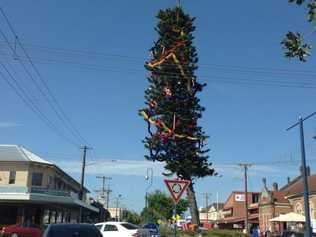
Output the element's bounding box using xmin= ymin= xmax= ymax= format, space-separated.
xmin=0 ymin=187 xmax=99 ymax=213
xmin=269 ymin=212 xmax=305 ymax=222
xmin=218 ymin=217 xmax=244 ymax=224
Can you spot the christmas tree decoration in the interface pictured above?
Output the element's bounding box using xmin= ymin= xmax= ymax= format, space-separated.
xmin=140 ymin=110 xmax=199 ymax=141
xmin=163 ymin=87 xmax=173 ymax=97
xmin=146 ymin=40 xmax=192 ymax=91
xmin=149 ymin=100 xmax=158 ymax=108
xmin=139 ymin=6 xmax=215 ymax=225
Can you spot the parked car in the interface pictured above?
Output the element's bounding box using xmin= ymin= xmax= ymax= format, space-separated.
xmin=0 ymin=223 xmax=42 ymax=237
xmin=95 ymin=222 xmax=150 ymax=237
xmin=281 ymin=231 xmax=304 ymax=237
xmin=42 ymin=223 xmax=102 ymax=237
xmin=143 ymin=223 xmax=160 ymax=237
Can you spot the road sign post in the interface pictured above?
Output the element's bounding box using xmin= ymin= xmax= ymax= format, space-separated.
xmin=173 ymin=203 xmax=177 ymax=237
xmin=164 ymin=179 xmax=191 ymax=237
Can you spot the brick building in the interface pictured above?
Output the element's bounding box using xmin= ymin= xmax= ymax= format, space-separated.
xmin=258 ymin=169 xmax=316 ymax=234
xmin=218 ymin=191 xmax=260 ymax=230
xmin=281 ymin=173 xmax=316 ymax=225
xmin=259 ymin=178 xmax=292 ymax=233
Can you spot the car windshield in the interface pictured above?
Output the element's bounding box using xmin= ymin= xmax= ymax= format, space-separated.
xmin=48 ymin=225 xmax=101 ymax=237
xmin=120 ymin=223 xmax=138 ymax=230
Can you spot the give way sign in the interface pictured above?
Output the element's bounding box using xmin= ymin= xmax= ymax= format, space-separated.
xmin=164 ymin=179 xmax=191 ymax=204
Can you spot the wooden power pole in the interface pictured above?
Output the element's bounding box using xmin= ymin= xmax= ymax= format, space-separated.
xmin=239 ymin=163 xmax=252 ymax=234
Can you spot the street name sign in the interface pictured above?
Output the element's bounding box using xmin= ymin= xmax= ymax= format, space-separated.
xmin=164 ymin=179 xmax=191 ymax=204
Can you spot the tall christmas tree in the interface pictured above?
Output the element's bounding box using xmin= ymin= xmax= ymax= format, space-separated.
xmin=140 ymin=6 xmax=215 ymax=225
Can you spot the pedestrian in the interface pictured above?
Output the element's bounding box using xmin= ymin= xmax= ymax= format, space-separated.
xmin=252 ymin=226 xmax=259 ymax=237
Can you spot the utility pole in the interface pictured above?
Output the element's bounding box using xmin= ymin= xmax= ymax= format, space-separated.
xmin=95 ymin=176 xmax=112 ymax=209
xmin=79 ymin=145 xmax=91 ymax=223
xmin=216 ymin=192 xmax=219 ymax=221
xmin=202 ymin=193 xmax=212 ymax=223
xmin=145 ymin=168 xmax=153 ymax=213
xmin=115 ymin=194 xmax=122 ymax=222
xmin=239 ymin=163 xmax=252 ymax=234
xmin=287 ymin=113 xmax=316 ymax=237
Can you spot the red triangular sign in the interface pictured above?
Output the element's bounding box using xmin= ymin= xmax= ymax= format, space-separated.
xmin=164 ymin=179 xmax=191 ymax=204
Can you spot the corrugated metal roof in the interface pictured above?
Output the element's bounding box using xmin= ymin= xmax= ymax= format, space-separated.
xmin=0 ymin=144 xmax=51 ymax=164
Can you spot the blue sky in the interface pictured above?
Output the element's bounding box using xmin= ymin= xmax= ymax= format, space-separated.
xmin=0 ymin=0 xmax=316 ymax=212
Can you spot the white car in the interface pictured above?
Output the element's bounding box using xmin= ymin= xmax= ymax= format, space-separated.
xmin=95 ymin=222 xmax=150 ymax=237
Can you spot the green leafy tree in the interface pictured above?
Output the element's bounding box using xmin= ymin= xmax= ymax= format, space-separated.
xmin=139 ymin=6 xmax=216 ymax=225
xmin=141 ymin=190 xmax=188 ymax=223
xmin=122 ymin=210 xmax=142 ymax=225
xmin=282 ymin=0 xmax=316 ymax=61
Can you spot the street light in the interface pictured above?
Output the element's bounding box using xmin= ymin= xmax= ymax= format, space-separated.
xmin=287 ymin=112 xmax=316 ymax=237
xmin=145 ymin=168 xmax=153 ymax=216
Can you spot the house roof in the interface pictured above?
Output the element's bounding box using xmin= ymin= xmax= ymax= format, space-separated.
xmin=272 ymin=191 xmax=289 ymax=204
xmin=283 ymin=175 xmax=316 ymax=198
xmin=0 ymin=144 xmax=52 ymax=164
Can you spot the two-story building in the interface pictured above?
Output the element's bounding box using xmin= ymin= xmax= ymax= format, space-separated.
xmin=259 ymin=178 xmax=292 ymax=233
xmin=199 ymin=203 xmax=224 ymax=224
xmin=218 ymin=191 xmax=260 ymax=230
xmin=0 ymin=144 xmax=98 ymax=226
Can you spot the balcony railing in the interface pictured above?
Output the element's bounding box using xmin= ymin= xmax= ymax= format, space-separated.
xmin=0 ymin=186 xmax=84 ymax=202
xmin=30 ymin=187 xmax=71 ymax=197
xmin=0 ymin=186 xmax=28 ymax=193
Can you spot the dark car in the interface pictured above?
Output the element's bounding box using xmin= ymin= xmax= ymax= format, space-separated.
xmin=0 ymin=223 xmax=42 ymax=237
xmin=42 ymin=224 xmax=102 ymax=237
xmin=281 ymin=231 xmax=304 ymax=237
xmin=143 ymin=223 xmax=160 ymax=237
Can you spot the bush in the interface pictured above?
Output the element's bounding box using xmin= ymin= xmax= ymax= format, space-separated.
xmin=207 ymin=229 xmax=248 ymax=237
xmin=160 ymin=226 xmax=248 ymax=237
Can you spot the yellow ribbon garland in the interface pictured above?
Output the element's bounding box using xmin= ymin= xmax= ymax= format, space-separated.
xmin=143 ymin=40 xmax=200 ymax=141
xmin=140 ymin=110 xmax=199 ymax=141
xmin=147 ymin=42 xmax=191 ymax=91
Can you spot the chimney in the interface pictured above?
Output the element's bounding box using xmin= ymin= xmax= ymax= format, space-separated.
xmin=287 ymin=177 xmax=291 ymax=184
xmin=272 ymin=182 xmax=278 ymax=191
xmin=300 ymin=166 xmax=311 ymax=176
xmin=262 ymin=177 xmax=267 ymax=188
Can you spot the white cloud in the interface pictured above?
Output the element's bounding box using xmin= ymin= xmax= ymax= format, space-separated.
xmin=56 ymin=159 xmax=166 ymax=177
xmin=214 ymin=164 xmax=297 ymax=178
xmin=0 ymin=122 xmax=22 ymax=128
xmin=55 ymin=159 xmax=295 ymax=179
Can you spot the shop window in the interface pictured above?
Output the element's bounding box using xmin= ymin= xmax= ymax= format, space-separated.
xmin=32 ymin=172 xmax=43 ymax=186
xmin=8 ymin=171 xmax=16 ymax=184
xmin=252 ymin=193 xmax=259 ymax=203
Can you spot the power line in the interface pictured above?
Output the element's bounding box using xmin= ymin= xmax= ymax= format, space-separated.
xmin=1 ymin=48 xmax=316 ymax=85
xmin=1 ymin=52 xmax=315 ymax=89
xmin=95 ymin=176 xmax=112 ymax=209
xmin=1 ymin=41 xmax=316 ymax=78
xmin=0 ymin=7 xmax=89 ymax=147
xmin=0 ymin=60 xmax=80 ymax=147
